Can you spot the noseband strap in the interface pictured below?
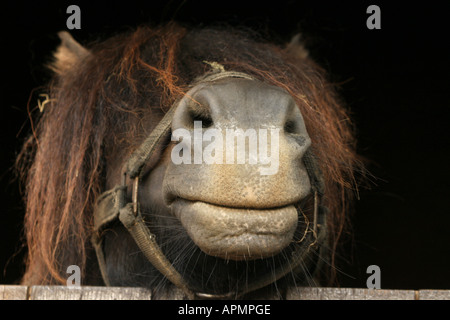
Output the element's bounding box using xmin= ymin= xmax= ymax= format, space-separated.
xmin=92 ymin=70 xmax=327 ymax=299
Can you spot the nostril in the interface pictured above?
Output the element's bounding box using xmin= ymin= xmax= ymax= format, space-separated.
xmin=284 ymin=118 xmax=308 ymax=146
xmin=188 ymin=109 xmax=213 ymax=128
xmin=284 ymin=119 xmax=297 ymax=134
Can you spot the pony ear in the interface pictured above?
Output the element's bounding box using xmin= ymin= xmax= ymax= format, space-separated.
xmin=50 ymin=31 xmax=90 ymax=74
xmin=285 ymin=34 xmax=309 ymax=60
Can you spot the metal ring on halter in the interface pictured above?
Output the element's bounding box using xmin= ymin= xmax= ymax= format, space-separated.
xmin=132 ymin=177 xmax=139 ymax=216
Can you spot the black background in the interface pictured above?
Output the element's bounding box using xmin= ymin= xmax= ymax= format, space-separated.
xmin=1 ymin=1 xmax=449 ymax=290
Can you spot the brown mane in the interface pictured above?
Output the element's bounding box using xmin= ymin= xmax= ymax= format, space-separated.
xmin=17 ymin=23 xmax=361 ymax=285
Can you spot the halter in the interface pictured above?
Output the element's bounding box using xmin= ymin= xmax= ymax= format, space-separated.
xmin=91 ymin=70 xmax=327 ymax=299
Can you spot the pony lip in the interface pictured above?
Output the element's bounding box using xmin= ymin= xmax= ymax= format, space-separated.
xmin=171 ymin=199 xmax=298 ymax=261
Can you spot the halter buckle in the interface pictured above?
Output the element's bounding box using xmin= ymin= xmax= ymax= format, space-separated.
xmin=122 ymin=171 xmax=140 ymax=217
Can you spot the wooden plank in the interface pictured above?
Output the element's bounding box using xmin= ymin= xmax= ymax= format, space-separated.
xmin=0 ymin=285 xmax=28 ymax=300
xmin=29 ymin=285 xmax=82 ymax=300
xmin=2 ymin=285 xmax=450 ymax=300
xmin=153 ymin=287 xmax=188 ymax=300
xmin=418 ymin=290 xmax=450 ymax=300
xmin=79 ymin=286 xmax=152 ymax=300
xmin=286 ymin=287 xmax=417 ymax=300
xmin=29 ymin=285 xmax=152 ymax=300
